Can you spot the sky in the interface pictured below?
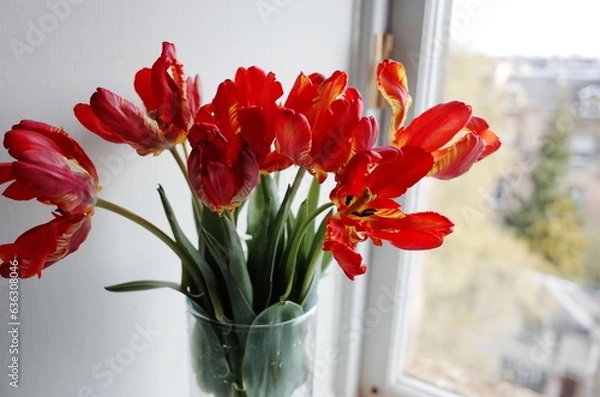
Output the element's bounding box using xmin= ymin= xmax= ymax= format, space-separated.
xmin=449 ymin=0 xmax=600 ymax=59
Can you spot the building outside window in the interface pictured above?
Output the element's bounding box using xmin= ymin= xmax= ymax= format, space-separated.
xmin=358 ymin=1 xmax=600 ymax=397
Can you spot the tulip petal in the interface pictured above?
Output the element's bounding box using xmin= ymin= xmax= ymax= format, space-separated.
xmin=368 ymin=211 xmax=454 ymax=250
xmin=188 ymin=133 xmax=259 ymax=214
xmin=75 ymin=88 xmax=171 ymax=156
xmin=238 ymin=107 xmax=272 ymax=165
xmin=274 ymin=109 xmax=312 ymax=167
xmin=2 ymin=121 xmax=99 ymax=214
xmin=0 ymin=215 xmax=91 ymax=278
xmin=350 ymin=116 xmax=378 ymax=155
xmin=284 ymin=72 xmax=320 ymax=116
xmin=395 ymin=101 xmax=472 ymax=151
xmin=212 ymin=80 xmax=242 ymax=139
xmin=9 ymin=120 xmax=99 ymax=183
xmin=377 ymin=59 xmax=412 ymax=132
xmin=323 ymin=216 xmax=367 ymax=280
xmin=367 ymin=147 xmax=433 ymax=198
xmin=134 ymin=68 xmax=156 ymax=113
xmin=151 ymin=42 xmax=188 ymax=129
xmin=466 ymin=116 xmax=502 ymax=160
xmin=325 ymin=240 xmax=367 ymax=280
xmin=431 ymin=132 xmax=486 ymax=180
xmin=234 ymin=67 xmax=283 ymax=107
xmin=187 ymin=75 xmax=202 ymax=117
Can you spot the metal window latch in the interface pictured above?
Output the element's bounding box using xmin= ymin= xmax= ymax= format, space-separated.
xmin=369 ymin=33 xmax=394 ymax=109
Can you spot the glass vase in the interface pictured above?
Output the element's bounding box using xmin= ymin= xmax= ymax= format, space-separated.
xmin=187 ymin=301 xmax=317 ymax=397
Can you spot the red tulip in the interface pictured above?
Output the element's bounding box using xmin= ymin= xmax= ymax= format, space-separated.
xmin=187 ymin=125 xmax=259 ymax=214
xmin=0 ymin=120 xmax=99 ymax=278
xmin=74 ymin=42 xmax=200 ymax=156
xmin=0 ymin=120 xmax=99 ymax=215
xmin=324 ymin=147 xmax=454 ymax=280
xmin=377 ymin=59 xmax=501 ymax=179
xmin=285 ymin=71 xmax=378 ymax=181
xmin=0 ymin=215 xmax=91 ymax=278
xmin=195 ymin=66 xmax=293 ymax=173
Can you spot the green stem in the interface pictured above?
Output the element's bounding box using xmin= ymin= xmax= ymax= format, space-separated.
xmin=281 ymin=202 xmax=334 ymax=301
xmin=169 ymin=147 xmax=203 ymax=219
xmin=95 ymin=197 xmax=205 ymax=292
xmin=181 ymin=141 xmax=190 ymax=159
xmin=287 ymin=167 xmax=308 ymax=206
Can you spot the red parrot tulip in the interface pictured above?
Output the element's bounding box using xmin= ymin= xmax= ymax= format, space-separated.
xmin=377 ymin=59 xmax=501 ymax=179
xmin=0 ymin=215 xmax=91 ymax=278
xmin=187 ymin=124 xmax=259 ymax=214
xmin=324 ymin=147 xmax=454 ymax=279
xmin=0 ymin=120 xmax=99 ymax=278
xmin=0 ymin=120 xmax=99 ymax=215
xmin=285 ymin=71 xmax=378 ymax=181
xmin=194 ymin=66 xmax=294 ymax=173
xmin=74 ymin=42 xmax=200 ymax=156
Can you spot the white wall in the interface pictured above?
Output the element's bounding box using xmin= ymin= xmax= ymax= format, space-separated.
xmin=0 ymin=1 xmax=354 ymax=396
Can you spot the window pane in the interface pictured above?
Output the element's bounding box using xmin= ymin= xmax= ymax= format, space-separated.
xmin=404 ymin=1 xmax=600 ymax=397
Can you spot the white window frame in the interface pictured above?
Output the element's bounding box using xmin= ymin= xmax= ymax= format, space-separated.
xmin=332 ymin=1 xmax=462 ymax=396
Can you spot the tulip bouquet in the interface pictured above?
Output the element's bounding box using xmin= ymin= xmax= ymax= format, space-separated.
xmin=0 ymin=42 xmax=499 ymax=396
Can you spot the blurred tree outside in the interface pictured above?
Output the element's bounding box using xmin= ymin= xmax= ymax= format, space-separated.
xmin=504 ymin=109 xmax=587 ymax=279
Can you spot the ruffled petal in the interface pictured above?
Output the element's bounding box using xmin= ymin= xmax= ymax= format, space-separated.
xmin=430 ymin=132 xmax=486 ymax=180
xmin=0 ymin=215 xmax=91 ymax=278
xmin=377 ymin=59 xmax=412 ymax=133
xmin=275 ymin=109 xmax=312 ymax=167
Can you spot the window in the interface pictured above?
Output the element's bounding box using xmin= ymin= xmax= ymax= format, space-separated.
xmin=357 ymin=1 xmax=600 ymax=397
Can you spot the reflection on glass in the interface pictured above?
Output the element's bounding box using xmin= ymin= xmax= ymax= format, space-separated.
xmin=404 ymin=1 xmax=600 ymax=397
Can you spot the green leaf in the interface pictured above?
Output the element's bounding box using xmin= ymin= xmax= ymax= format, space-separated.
xmin=202 ymin=229 xmax=256 ymax=325
xmin=157 ymin=185 xmax=227 ymax=322
xmin=306 ymin=175 xmax=321 ymax=214
xmin=242 ymin=302 xmax=313 ymax=396
xmin=190 ymin=312 xmax=242 ymax=396
xmin=247 ymin=174 xmax=279 ymax=237
xmin=104 ymin=280 xmax=200 ymax=300
xmin=247 ymin=183 xmax=294 ymax=311
xmin=201 ymin=209 xmax=254 ymax=302
xmin=297 ymin=209 xmax=332 ymax=305
xmin=279 ymin=200 xmax=310 ymax=301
